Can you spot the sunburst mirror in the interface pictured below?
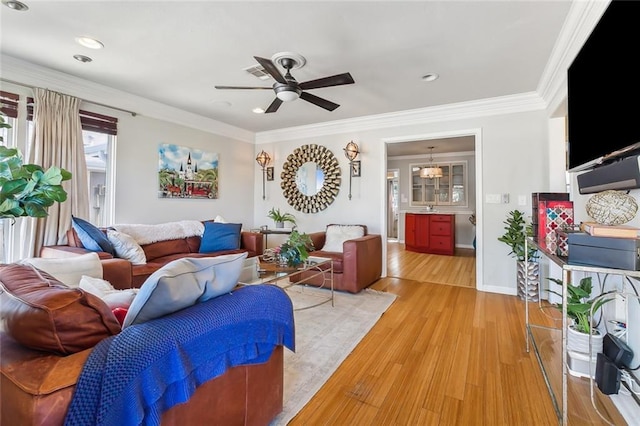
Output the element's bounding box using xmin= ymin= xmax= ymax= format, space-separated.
xmin=281 ymin=144 xmax=341 ymax=213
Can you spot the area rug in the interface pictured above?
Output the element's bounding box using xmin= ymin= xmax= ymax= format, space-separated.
xmin=270 ymin=286 xmax=397 ymax=426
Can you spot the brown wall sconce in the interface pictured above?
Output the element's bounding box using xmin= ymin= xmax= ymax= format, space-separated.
xmin=343 ymin=141 xmax=360 ymax=200
xmin=256 ymin=150 xmax=271 ymax=200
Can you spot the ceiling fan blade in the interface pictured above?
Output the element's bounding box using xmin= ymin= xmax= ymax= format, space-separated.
xmin=300 ymin=92 xmax=339 ymax=111
xmin=254 ymin=56 xmax=287 ymax=84
xmin=299 ymin=73 xmax=355 ymax=90
xmin=264 ymin=97 xmax=283 ymax=113
xmin=214 ymin=85 xmax=272 ymax=90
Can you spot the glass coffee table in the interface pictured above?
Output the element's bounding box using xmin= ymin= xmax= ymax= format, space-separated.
xmin=238 ymin=255 xmax=334 ymax=310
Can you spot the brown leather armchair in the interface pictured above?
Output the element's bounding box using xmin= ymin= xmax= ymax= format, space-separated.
xmin=290 ymin=225 xmax=382 ymax=293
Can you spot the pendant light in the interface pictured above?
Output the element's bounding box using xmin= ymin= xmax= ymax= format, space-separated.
xmin=420 ymin=147 xmax=443 ymax=179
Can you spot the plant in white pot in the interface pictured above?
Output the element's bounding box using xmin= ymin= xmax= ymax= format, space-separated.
xmin=548 ymin=276 xmax=614 ymax=376
xmin=498 ymin=210 xmax=539 ymax=301
xmin=267 ymin=207 xmax=296 ymax=229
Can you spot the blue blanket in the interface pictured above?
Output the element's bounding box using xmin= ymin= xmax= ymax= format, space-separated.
xmin=64 ymin=285 xmax=295 ymax=426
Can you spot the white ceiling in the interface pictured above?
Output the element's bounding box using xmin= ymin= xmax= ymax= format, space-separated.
xmin=1 ymin=0 xmax=572 ymax=153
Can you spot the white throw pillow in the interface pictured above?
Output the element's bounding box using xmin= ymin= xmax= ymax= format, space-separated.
xmin=321 ymin=225 xmax=365 ymax=253
xmin=20 ymin=252 xmax=102 ymax=288
xmin=79 ymin=275 xmax=138 ymax=310
xmin=214 ymin=215 xmax=227 ymax=223
xmin=122 ymin=252 xmax=248 ymax=328
xmin=107 ymin=229 xmax=147 ymax=265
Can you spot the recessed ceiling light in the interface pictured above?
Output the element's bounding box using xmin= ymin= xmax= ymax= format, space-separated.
xmin=75 ymin=36 xmax=104 ymax=50
xmin=1 ymin=0 xmax=28 ymax=11
xmin=73 ymin=54 xmax=93 ymax=63
xmin=421 ymin=73 xmax=439 ymax=82
xmin=252 ymin=107 xmax=265 ymax=114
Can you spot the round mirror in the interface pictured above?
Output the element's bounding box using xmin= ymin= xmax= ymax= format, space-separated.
xmin=295 ymin=162 xmax=325 ymax=196
xmin=281 ymin=144 xmax=341 ymax=213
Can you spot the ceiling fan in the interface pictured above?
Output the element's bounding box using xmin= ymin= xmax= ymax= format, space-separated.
xmin=215 ymin=55 xmax=355 ymax=113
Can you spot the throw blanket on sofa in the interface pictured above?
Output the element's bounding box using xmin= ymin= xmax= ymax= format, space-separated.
xmin=64 ymin=285 xmax=295 ymax=426
xmin=112 ymin=220 xmax=204 ymax=245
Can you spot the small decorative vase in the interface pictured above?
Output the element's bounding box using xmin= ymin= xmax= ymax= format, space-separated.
xmin=517 ymin=260 xmax=540 ymax=302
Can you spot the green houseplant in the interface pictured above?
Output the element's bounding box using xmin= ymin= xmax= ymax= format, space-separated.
xmin=267 ymin=207 xmax=296 ymax=228
xmin=547 ymin=276 xmax=614 ymax=373
xmin=0 ymin=146 xmax=72 ymax=219
xmin=547 ymin=276 xmax=613 ymax=335
xmin=275 ymin=230 xmax=314 ymax=267
xmin=498 ymin=210 xmax=539 ymax=301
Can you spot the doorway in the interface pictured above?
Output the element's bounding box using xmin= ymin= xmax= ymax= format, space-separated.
xmin=381 ymin=129 xmax=483 ymax=290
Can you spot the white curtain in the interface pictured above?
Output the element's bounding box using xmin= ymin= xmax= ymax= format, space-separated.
xmin=26 ymin=88 xmax=89 ymax=256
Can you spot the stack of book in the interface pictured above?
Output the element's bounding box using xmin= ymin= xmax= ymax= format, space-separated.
xmin=580 ymin=222 xmax=640 ymax=239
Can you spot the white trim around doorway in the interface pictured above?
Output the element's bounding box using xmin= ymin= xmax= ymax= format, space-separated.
xmin=381 ymin=128 xmax=484 ymax=291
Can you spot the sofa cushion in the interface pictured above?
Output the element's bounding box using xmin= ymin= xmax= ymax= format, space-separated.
xmin=123 ymin=252 xmax=248 ymax=327
xmin=0 ymin=264 xmax=121 ymax=355
xmin=143 ymin=237 xmax=194 ymax=261
xmin=79 ymin=275 xmax=138 ymax=310
xmin=19 ymin=252 xmax=103 ymax=288
xmin=200 ymin=222 xmax=242 ymax=253
xmin=71 ymin=216 xmax=115 ymax=255
xmin=107 ymin=229 xmax=147 ymax=265
xmin=321 ymin=224 xmax=366 ymax=253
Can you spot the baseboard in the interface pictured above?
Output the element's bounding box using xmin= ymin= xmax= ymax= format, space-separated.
xmin=479 ymin=284 xmax=517 ymax=296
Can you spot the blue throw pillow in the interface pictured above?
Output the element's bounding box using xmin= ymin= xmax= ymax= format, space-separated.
xmin=199 ymin=222 xmax=242 ymax=253
xmin=71 ymin=216 xmax=115 ymax=255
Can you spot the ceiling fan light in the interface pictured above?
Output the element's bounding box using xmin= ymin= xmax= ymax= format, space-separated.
xmin=276 ymin=90 xmax=300 ymax=102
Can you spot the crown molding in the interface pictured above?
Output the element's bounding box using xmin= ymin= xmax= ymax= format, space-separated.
xmin=0 ymin=55 xmax=255 ymax=143
xmin=255 ymin=92 xmax=545 ymax=144
xmin=538 ymin=0 xmax=611 ymax=117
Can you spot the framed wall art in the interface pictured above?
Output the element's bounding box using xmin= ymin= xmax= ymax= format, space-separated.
xmin=158 ymin=143 xmax=219 ymax=199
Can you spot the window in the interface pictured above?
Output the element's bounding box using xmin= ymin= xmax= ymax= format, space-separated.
xmin=1 ymin=91 xmax=19 ymax=263
xmin=410 ymin=160 xmax=467 ymax=207
xmin=84 ymin=130 xmax=114 ymax=227
xmin=27 ymin=98 xmax=117 ymax=226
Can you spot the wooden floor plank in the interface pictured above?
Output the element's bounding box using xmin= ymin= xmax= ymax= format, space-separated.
xmin=288 ymin=242 xmax=625 ymax=425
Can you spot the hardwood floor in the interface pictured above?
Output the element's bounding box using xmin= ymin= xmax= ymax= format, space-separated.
xmin=386 ymin=241 xmax=476 ymax=288
xmin=289 ymin=242 xmax=626 ymax=425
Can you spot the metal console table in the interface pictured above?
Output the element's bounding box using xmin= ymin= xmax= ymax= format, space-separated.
xmin=525 ymin=237 xmax=638 ymax=425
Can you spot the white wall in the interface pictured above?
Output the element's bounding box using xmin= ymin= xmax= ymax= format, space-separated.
xmin=256 ymin=108 xmax=551 ymax=295
xmin=114 ymin=113 xmax=255 ymax=226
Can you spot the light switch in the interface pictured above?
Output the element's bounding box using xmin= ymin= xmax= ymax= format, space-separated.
xmin=518 ymin=195 xmax=527 ymax=206
xmin=502 ymin=193 xmax=510 ymax=204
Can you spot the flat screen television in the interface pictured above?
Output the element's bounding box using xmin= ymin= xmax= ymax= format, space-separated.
xmin=567 ymin=0 xmax=640 ymax=172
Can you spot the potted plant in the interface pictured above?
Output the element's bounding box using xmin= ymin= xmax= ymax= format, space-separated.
xmin=275 ymin=230 xmax=314 ymax=267
xmin=267 ymin=207 xmax=296 ymax=228
xmin=498 ymin=210 xmax=539 ymax=301
xmin=547 ymin=276 xmax=614 ymax=357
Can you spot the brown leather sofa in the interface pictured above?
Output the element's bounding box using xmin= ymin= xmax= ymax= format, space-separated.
xmin=40 ymin=226 xmax=263 ymax=289
xmin=291 ymin=225 xmax=383 ymax=293
xmin=0 ymin=263 xmax=286 ymax=426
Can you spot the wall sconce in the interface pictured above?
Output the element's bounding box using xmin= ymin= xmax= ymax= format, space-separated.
xmin=256 ymin=150 xmax=271 ymax=200
xmin=343 ymin=141 xmax=360 ymax=200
